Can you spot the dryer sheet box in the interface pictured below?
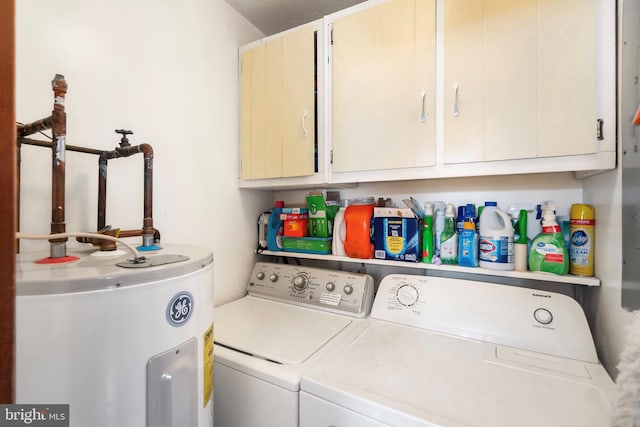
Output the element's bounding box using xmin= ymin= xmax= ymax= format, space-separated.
xmin=373 ymin=208 xmax=422 ymax=262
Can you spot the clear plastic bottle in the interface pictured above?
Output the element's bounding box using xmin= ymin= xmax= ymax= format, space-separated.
xmin=440 ymin=203 xmax=458 ymax=265
xmin=433 ymin=201 xmax=446 ymax=255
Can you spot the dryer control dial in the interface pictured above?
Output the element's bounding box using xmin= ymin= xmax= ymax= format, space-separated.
xmin=293 ymin=274 xmax=309 ymax=291
xmin=256 ymin=271 xmax=265 ymax=280
xmin=269 ymin=273 xmax=279 ymax=283
xmin=396 ymin=284 xmax=419 ymax=307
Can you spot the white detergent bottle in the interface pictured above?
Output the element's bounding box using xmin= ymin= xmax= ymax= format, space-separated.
xmin=479 ymin=205 xmax=514 ymax=271
xmin=331 ymin=199 xmax=349 ymax=256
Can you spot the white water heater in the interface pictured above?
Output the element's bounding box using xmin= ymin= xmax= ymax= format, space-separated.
xmin=15 ymin=243 xmax=214 ymax=427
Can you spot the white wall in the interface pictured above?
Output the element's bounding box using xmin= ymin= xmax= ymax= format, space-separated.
xmin=277 ymin=173 xmax=583 ymax=216
xmin=15 ymin=0 xmax=271 ymax=306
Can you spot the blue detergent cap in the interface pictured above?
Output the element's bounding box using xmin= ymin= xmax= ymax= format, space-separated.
xmin=464 ymin=203 xmax=476 ymax=221
xmin=137 ymin=244 xmax=162 ymax=251
xmin=484 ymin=201 xmax=497 ymax=207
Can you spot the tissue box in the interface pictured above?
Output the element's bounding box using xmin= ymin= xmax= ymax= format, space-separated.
xmin=373 ymin=208 xmax=421 ymax=262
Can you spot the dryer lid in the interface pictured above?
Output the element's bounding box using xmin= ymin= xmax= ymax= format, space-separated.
xmin=215 ymin=296 xmax=351 ymax=365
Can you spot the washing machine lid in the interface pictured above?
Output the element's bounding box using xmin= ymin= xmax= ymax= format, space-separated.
xmin=301 ymin=320 xmax=615 ymax=427
xmin=215 ymin=296 xmax=351 ymax=365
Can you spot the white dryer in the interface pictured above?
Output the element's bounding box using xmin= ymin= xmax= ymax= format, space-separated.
xmin=214 ymin=262 xmax=375 ymax=427
xmin=300 ymin=274 xmax=616 ymax=427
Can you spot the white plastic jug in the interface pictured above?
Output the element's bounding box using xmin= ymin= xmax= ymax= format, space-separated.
xmin=479 ymin=206 xmax=514 ymax=271
xmin=332 ymin=205 xmax=347 ymax=256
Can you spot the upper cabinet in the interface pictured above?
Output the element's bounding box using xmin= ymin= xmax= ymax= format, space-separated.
xmin=330 ymin=0 xmax=437 ymax=173
xmin=239 ymin=21 xmax=327 ymax=189
xmin=237 ymin=0 xmax=616 ymax=190
xmin=444 ymin=0 xmax=601 ymax=164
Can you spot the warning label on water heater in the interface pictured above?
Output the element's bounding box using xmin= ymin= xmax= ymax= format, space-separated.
xmin=203 ymin=323 xmax=214 ymax=407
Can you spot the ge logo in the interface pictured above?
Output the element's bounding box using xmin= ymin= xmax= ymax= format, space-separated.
xmin=166 ymin=291 xmax=194 ymax=327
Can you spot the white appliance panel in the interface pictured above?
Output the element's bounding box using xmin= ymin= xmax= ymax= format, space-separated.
xmin=215 ymin=362 xmax=298 ymax=427
xmin=302 ymin=321 xmax=612 ymax=427
xmin=300 ymin=392 xmax=390 ymax=427
xmin=215 ymin=296 xmax=351 ymax=364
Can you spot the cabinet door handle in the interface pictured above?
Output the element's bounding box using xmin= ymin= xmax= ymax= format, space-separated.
xmin=420 ymin=90 xmax=427 ymax=123
xmin=302 ymin=109 xmax=309 ymax=138
xmin=453 ymin=83 xmax=460 ymax=117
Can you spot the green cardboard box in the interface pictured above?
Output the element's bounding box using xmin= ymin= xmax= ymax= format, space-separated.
xmin=282 ymin=236 xmax=332 ymax=255
xmin=306 ymin=193 xmax=338 ymax=237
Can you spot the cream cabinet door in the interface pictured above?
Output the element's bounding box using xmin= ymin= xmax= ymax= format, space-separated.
xmin=538 ymin=0 xmax=597 ymax=157
xmin=331 ymin=0 xmax=436 ymax=173
xmin=444 ymin=0 xmax=598 ymax=164
xmin=240 ymin=26 xmax=316 ymax=179
xmin=445 ymin=0 xmax=538 ymax=163
xmin=443 ymin=0 xmax=484 ymax=163
xmin=281 ymin=26 xmax=316 ymax=177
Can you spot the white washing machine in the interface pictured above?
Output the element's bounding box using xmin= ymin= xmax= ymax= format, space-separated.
xmin=16 ymin=243 xmax=215 ymax=427
xmin=300 ymin=274 xmax=617 ymax=427
xmin=213 ymin=262 xmax=375 ymax=427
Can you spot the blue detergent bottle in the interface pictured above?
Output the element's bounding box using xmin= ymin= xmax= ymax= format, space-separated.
xmin=266 ymin=200 xmax=285 ymax=251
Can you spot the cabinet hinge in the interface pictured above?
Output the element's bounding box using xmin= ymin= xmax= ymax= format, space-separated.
xmin=330 ymin=28 xmax=334 ymax=45
xmin=597 ymin=119 xmax=604 ymax=141
xmin=330 ymin=150 xmax=333 ymax=164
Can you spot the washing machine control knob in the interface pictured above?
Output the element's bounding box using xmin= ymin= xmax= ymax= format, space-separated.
xmin=325 ymin=282 xmax=335 ymax=292
xmin=534 ymin=308 xmax=553 ymax=325
xmin=256 ymin=271 xmax=265 ymax=280
xmin=269 ymin=273 xmax=279 ymax=283
xmin=396 ymin=284 xmax=419 ymax=307
xmin=293 ymin=274 xmax=308 ymax=291
xmin=343 ymin=285 xmax=353 ymax=295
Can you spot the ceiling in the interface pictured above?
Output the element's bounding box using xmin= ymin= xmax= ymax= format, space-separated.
xmin=226 ymin=0 xmax=366 ymax=36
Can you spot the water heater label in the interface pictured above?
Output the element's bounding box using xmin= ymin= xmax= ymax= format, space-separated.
xmin=203 ymin=323 xmax=214 ymax=407
xmin=166 ymin=291 xmax=194 ymax=327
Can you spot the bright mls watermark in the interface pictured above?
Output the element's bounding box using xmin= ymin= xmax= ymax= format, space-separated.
xmin=0 ymin=405 xmax=68 ymax=426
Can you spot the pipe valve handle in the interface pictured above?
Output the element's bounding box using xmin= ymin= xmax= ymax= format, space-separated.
xmin=115 ymin=129 xmax=133 ymax=147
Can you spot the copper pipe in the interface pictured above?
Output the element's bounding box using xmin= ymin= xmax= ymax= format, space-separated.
xmin=49 ymin=74 xmax=68 ymax=258
xmin=98 ymin=143 xmax=155 ymax=246
xmin=20 ymin=137 xmax=103 ymax=155
xmin=17 ymin=116 xmax=52 ymax=137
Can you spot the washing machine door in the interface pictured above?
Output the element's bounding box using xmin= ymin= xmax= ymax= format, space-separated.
xmin=215 ymin=296 xmax=351 ymax=364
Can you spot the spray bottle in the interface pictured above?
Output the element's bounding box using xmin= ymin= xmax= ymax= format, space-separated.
xmin=422 ymin=203 xmax=435 ymax=263
xmin=511 ymin=209 xmax=528 ymax=271
xmin=528 ymin=202 xmax=569 ymax=275
xmin=440 ymin=204 xmax=458 ymax=264
xmin=433 ymin=202 xmax=446 ymax=259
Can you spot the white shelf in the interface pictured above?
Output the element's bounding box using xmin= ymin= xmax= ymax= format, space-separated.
xmin=258 ymin=250 xmax=600 ymax=287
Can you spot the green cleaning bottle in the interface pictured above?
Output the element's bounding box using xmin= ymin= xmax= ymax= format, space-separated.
xmin=528 ymin=202 xmax=569 ymax=275
xmin=422 ymin=203 xmax=435 ymax=263
xmin=440 ymin=203 xmax=458 ymax=265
